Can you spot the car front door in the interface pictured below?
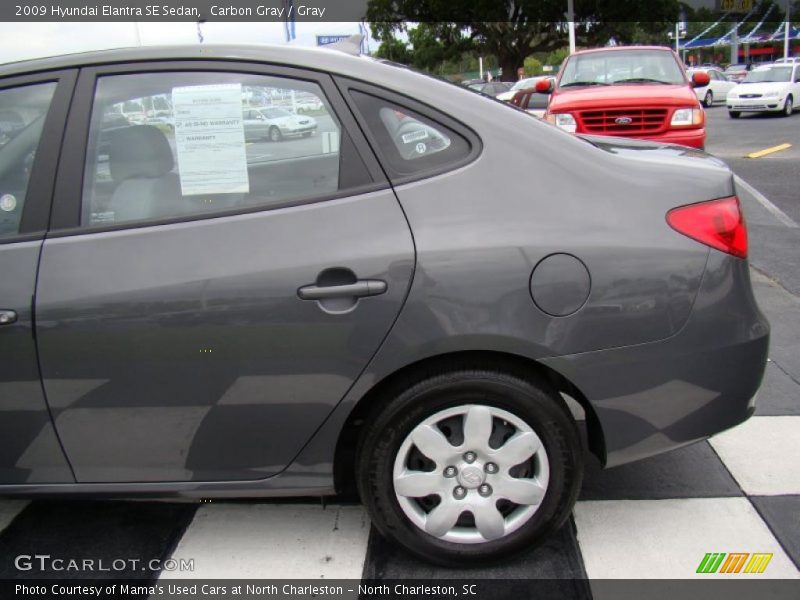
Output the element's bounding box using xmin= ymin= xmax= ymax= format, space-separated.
xmin=0 ymin=70 xmax=76 ymax=484
xmin=35 ymin=62 xmax=415 ymax=483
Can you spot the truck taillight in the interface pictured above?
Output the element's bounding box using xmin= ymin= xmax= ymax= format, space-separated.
xmin=666 ymin=196 xmax=747 ymax=258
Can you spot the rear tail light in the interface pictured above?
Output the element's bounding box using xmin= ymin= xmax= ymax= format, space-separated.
xmin=666 ymin=196 xmax=747 ymax=258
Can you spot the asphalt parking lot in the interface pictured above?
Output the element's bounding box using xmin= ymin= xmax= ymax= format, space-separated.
xmin=1 ymin=106 xmax=799 ymax=588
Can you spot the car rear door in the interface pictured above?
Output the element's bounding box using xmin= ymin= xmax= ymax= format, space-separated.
xmin=35 ymin=61 xmax=414 ymax=483
xmin=0 ymin=69 xmax=76 ymax=484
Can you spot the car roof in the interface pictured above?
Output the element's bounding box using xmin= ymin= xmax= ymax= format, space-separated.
xmin=0 ymin=44 xmax=379 ymax=79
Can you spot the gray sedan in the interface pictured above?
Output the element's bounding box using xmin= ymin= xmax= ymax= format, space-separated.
xmin=0 ymin=45 xmax=768 ymax=566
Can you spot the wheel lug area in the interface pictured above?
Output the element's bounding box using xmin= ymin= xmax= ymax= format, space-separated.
xmin=453 ymin=486 xmax=467 ymax=499
xmin=478 ymin=484 xmax=492 ymax=497
xmin=485 ymin=462 xmax=498 ymax=474
xmin=443 ymin=466 xmax=457 ymax=478
xmin=463 ymin=451 xmax=477 ymax=463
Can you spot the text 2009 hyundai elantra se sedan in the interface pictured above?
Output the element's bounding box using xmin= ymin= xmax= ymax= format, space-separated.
xmin=0 ymin=45 xmax=768 ymax=565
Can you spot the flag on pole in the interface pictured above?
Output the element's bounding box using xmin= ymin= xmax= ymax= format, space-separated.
xmin=282 ymin=0 xmax=296 ymax=42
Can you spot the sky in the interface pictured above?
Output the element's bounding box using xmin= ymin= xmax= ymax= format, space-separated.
xmin=0 ymin=21 xmax=372 ymax=64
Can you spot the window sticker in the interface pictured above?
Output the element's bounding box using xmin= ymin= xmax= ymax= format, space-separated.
xmin=401 ymin=129 xmax=428 ymax=144
xmin=171 ymin=83 xmax=250 ymax=195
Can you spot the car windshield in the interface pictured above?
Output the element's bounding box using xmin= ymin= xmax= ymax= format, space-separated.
xmin=262 ymin=107 xmax=292 ymax=118
xmin=511 ymin=78 xmax=539 ymax=91
xmin=725 ymin=65 xmax=746 ymax=72
xmin=559 ymin=49 xmax=685 ymax=87
xmin=742 ymin=67 xmax=792 ymax=83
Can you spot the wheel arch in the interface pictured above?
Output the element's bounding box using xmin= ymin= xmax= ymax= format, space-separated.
xmin=333 ymin=349 xmax=605 ymax=496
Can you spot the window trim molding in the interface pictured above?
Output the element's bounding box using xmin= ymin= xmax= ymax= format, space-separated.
xmin=334 ymin=76 xmax=483 ymax=186
xmin=49 ymin=60 xmax=388 ymax=235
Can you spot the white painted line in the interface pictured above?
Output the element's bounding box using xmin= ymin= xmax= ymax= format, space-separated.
xmin=709 ymin=416 xmax=800 ymax=495
xmin=574 ymin=498 xmax=800 ymax=579
xmin=164 ymin=504 xmax=370 ymax=579
xmin=0 ymin=499 xmax=28 ymax=533
xmin=735 ymin=175 xmax=799 ymax=229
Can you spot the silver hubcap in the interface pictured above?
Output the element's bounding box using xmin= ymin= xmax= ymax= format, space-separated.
xmin=393 ymin=404 xmax=549 ymax=544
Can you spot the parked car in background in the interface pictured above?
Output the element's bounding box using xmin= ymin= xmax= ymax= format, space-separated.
xmin=727 ymin=63 xmax=800 ymax=118
xmin=0 ymin=44 xmax=768 ymax=567
xmin=496 ymin=76 xmax=548 ymax=102
xmin=509 ymin=86 xmax=550 ymax=117
xmin=243 ymin=106 xmax=318 ymax=141
xmin=774 ymin=57 xmax=800 ymax=64
xmin=468 ymin=81 xmax=513 ymax=97
xmin=723 ymin=63 xmax=751 ymax=83
xmin=688 ymin=67 xmax=736 ymax=107
xmin=540 ymin=46 xmax=709 ymax=148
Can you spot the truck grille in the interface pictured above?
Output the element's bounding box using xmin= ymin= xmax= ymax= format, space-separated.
xmin=578 ymin=108 xmax=668 ymax=135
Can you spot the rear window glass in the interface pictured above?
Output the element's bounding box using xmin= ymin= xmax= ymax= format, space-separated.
xmin=349 ymin=90 xmax=471 ymax=178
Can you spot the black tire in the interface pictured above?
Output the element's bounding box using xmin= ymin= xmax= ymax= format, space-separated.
xmin=356 ymin=367 xmax=583 ymax=566
xmin=268 ymin=126 xmax=282 ymax=142
xmin=729 ymin=111 xmax=741 ymax=119
xmin=704 ymin=90 xmax=713 ymax=108
xmin=782 ymin=96 xmax=793 ymax=117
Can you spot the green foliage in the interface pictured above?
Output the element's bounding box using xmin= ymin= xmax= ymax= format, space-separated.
xmin=374 ymin=34 xmax=411 ymax=63
xmin=366 ymin=0 xmax=682 ymax=81
xmin=522 ymin=56 xmax=542 ymax=76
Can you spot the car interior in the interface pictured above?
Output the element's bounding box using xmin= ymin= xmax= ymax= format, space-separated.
xmin=82 ymin=73 xmax=344 ymax=227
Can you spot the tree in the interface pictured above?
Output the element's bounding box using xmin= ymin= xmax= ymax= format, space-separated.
xmin=367 ymin=0 xmax=682 ymax=81
xmin=374 ymin=33 xmax=412 ymax=63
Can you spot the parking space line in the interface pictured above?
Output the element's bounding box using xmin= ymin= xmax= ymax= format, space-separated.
xmin=746 ymin=144 xmax=792 ymax=159
xmin=735 ymin=176 xmax=799 ymax=229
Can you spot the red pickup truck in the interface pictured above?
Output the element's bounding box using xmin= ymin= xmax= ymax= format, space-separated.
xmin=538 ymin=46 xmax=710 ymax=149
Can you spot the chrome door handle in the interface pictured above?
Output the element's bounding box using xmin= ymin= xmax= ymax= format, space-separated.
xmin=0 ymin=310 xmax=17 ymax=325
xmin=298 ymin=280 xmax=387 ymax=301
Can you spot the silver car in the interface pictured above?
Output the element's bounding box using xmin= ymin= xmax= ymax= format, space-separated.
xmin=243 ymin=106 xmax=317 ymax=141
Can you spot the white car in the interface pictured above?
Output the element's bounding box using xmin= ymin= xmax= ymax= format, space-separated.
xmin=688 ymin=68 xmax=736 ymax=107
xmin=496 ymin=76 xmax=548 ymax=102
xmin=243 ymin=106 xmax=318 ymax=141
xmin=726 ymin=63 xmax=800 ymax=118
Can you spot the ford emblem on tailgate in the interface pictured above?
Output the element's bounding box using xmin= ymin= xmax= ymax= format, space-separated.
xmin=615 ymin=116 xmax=633 ymax=125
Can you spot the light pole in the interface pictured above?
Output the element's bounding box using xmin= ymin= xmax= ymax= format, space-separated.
xmin=567 ymin=0 xmax=576 ymax=54
xmin=785 ymin=0 xmax=791 ymax=60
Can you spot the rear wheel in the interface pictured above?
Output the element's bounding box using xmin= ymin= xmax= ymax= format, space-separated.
xmin=356 ymin=368 xmax=583 ymax=566
xmin=782 ymin=96 xmax=793 ymax=117
xmin=729 ymin=111 xmax=741 ymax=119
xmin=703 ymin=90 xmax=714 ymax=108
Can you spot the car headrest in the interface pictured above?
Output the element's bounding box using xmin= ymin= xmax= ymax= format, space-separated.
xmin=108 ymin=125 xmax=174 ymax=182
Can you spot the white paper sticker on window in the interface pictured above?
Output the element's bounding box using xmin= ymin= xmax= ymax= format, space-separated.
xmin=172 ymin=83 xmax=249 ymax=195
xmin=401 ymin=129 xmax=428 ymax=144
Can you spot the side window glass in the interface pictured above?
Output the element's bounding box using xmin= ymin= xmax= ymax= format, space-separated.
xmin=349 ymin=90 xmax=472 ymax=177
xmin=0 ymin=82 xmax=57 ymax=238
xmin=82 ymin=72 xmax=353 ymax=227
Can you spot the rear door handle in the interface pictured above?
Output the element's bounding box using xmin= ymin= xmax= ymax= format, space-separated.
xmin=298 ymin=280 xmax=387 ymax=301
xmin=0 ymin=310 xmax=17 ymax=325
